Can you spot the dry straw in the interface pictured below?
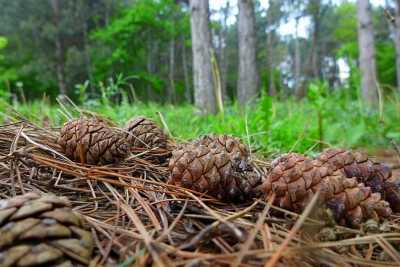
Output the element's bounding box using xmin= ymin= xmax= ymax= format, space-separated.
xmin=0 ymin=119 xmax=400 ymax=266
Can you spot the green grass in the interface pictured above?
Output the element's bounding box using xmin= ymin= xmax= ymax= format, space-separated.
xmin=1 ymin=92 xmax=399 ymax=156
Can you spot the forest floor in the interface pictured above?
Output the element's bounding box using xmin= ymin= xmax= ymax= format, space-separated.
xmin=1 ymin=118 xmax=400 ymax=266
xmin=1 ymin=99 xmax=400 ymax=266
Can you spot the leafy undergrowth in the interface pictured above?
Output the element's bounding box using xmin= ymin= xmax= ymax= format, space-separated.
xmin=1 ymin=91 xmax=399 ymax=156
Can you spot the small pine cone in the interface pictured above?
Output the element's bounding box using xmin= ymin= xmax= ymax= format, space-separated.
xmin=316 ymin=149 xmax=400 ymax=211
xmin=0 ymin=193 xmax=94 ymax=267
xmin=124 ymin=116 xmax=168 ymax=149
xmin=261 ymin=153 xmax=392 ymax=227
xmin=58 ymin=118 xmax=129 ymax=165
xmin=191 ymin=134 xmax=249 ymax=158
xmin=168 ymin=145 xmax=261 ymax=201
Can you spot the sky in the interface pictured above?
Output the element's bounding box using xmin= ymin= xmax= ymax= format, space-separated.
xmin=210 ymin=0 xmax=386 ymax=38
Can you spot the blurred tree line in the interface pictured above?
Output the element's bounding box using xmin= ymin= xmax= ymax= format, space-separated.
xmin=0 ymin=0 xmax=398 ymax=111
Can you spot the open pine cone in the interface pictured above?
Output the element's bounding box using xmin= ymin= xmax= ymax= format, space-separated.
xmin=58 ymin=117 xmax=129 ymax=165
xmin=315 ymin=149 xmax=400 ymax=212
xmin=168 ymin=144 xmax=261 ymax=201
xmin=191 ymin=134 xmax=249 ymax=158
xmin=124 ymin=116 xmax=168 ymax=150
xmin=261 ymin=153 xmax=392 ymax=227
xmin=0 ymin=192 xmax=94 ymax=267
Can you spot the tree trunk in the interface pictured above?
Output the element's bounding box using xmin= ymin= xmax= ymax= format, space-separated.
xmin=266 ymin=9 xmax=276 ymax=96
xmin=219 ymin=1 xmax=230 ymax=101
xmin=189 ymin=0 xmax=216 ymax=114
xmin=357 ymin=0 xmax=378 ymax=105
xmin=82 ymin=20 xmax=94 ymax=93
xmin=168 ymin=38 xmax=176 ymax=103
xmin=104 ymin=0 xmax=114 ymax=26
xmin=146 ymin=40 xmax=157 ymax=101
xmin=309 ymin=0 xmax=321 ymax=80
xmin=181 ymin=35 xmax=192 ymax=103
xmin=237 ymin=0 xmax=259 ymax=106
xmin=395 ymin=0 xmax=400 ymax=92
xmin=294 ymin=17 xmax=303 ymax=98
xmin=50 ymin=0 xmax=67 ymax=95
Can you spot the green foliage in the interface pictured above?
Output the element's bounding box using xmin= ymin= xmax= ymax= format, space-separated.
xmin=4 ymin=89 xmax=399 ymax=155
xmin=307 ymin=80 xmax=328 ymax=108
xmin=333 ymin=2 xmax=397 ymax=90
xmin=376 ymin=42 xmax=396 ymax=88
xmin=92 ymin=0 xmax=189 ymax=100
xmin=74 ymin=80 xmax=90 ymax=104
xmin=0 ymin=36 xmax=16 ymax=101
xmin=0 ymin=36 xmax=7 ymax=50
xmin=254 ymin=94 xmax=273 ymax=145
xmin=333 ymin=2 xmax=357 ymax=44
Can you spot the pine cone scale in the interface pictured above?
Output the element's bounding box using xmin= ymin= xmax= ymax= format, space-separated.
xmin=10 ymin=201 xmax=53 ymax=221
xmin=0 ymin=193 xmax=94 ymax=267
xmin=0 ymin=208 xmax=16 ymax=225
xmin=19 ymin=222 xmax=71 ymax=240
xmin=41 ymin=209 xmax=81 ymax=226
xmin=17 ymin=244 xmax=63 ymax=267
xmin=52 ymin=238 xmax=91 ymax=264
xmin=1 ymin=245 xmax=31 ymax=267
xmin=1 ymin=218 xmax=39 ymax=248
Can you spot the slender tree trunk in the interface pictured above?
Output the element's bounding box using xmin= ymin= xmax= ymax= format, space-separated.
xmin=181 ymin=35 xmax=192 ymax=103
xmin=82 ymin=20 xmax=94 ymax=92
xmin=266 ymin=11 xmax=276 ymax=96
xmin=219 ymin=1 xmax=230 ymax=101
xmin=237 ymin=0 xmax=259 ymax=106
xmin=146 ymin=40 xmax=157 ymax=101
xmin=50 ymin=0 xmax=67 ymax=95
xmin=311 ymin=16 xmax=320 ymax=79
xmin=76 ymin=1 xmax=93 ymax=91
xmin=395 ymin=0 xmax=400 ymax=92
xmin=104 ymin=0 xmax=114 ymax=26
xmin=189 ymin=0 xmax=216 ymax=114
xmin=310 ymin=0 xmax=321 ymax=79
xmin=357 ymin=0 xmax=378 ymax=105
xmin=168 ymin=38 xmax=176 ymax=103
xmin=294 ymin=17 xmax=303 ymax=98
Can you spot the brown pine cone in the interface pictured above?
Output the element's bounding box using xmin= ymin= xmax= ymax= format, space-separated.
xmin=58 ymin=118 xmax=129 ymax=165
xmin=0 ymin=192 xmax=94 ymax=267
xmin=261 ymin=153 xmax=392 ymax=227
xmin=168 ymin=144 xmax=261 ymax=201
xmin=315 ymin=149 xmax=400 ymax=211
xmin=124 ymin=116 xmax=168 ymax=150
xmin=191 ymin=134 xmax=249 ymax=158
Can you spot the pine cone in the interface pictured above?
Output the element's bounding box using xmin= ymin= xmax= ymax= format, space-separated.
xmin=191 ymin=134 xmax=249 ymax=158
xmin=0 ymin=193 xmax=94 ymax=267
xmin=168 ymin=144 xmax=261 ymax=201
xmin=315 ymin=149 xmax=400 ymax=211
xmin=261 ymin=153 xmax=392 ymax=227
xmin=58 ymin=118 xmax=129 ymax=165
xmin=124 ymin=116 xmax=168 ymax=149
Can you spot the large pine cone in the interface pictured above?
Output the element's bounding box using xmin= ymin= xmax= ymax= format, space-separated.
xmin=124 ymin=116 xmax=168 ymax=150
xmin=191 ymin=134 xmax=249 ymax=158
xmin=261 ymin=153 xmax=392 ymax=227
xmin=58 ymin=118 xmax=129 ymax=165
xmin=168 ymin=145 xmax=260 ymax=201
xmin=315 ymin=149 xmax=400 ymax=211
xmin=0 ymin=193 xmax=94 ymax=267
